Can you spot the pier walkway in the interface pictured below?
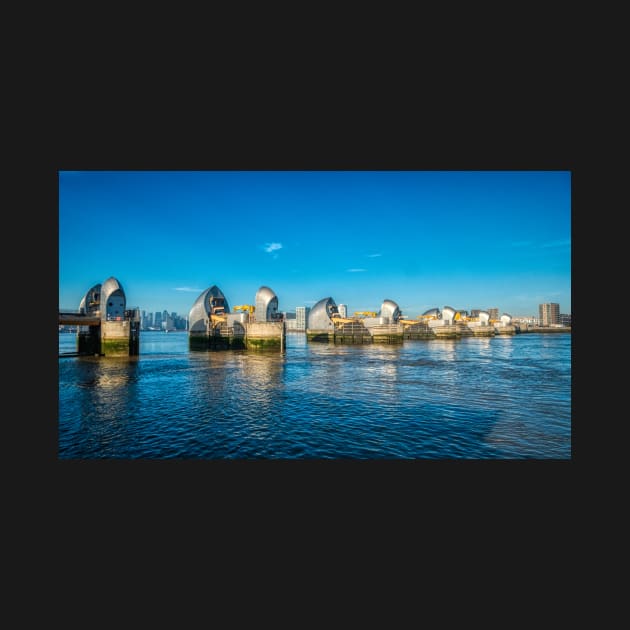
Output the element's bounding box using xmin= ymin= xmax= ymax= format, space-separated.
xmin=59 ymin=310 xmax=101 ymax=326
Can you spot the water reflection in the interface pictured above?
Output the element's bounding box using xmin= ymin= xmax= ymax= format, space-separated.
xmin=240 ymin=353 xmax=284 ymax=398
xmin=59 ymin=331 xmax=571 ymax=459
xmin=354 ymin=345 xmax=401 ymax=402
xmin=426 ymin=338 xmax=458 ymax=361
xmin=66 ymin=357 xmax=139 ymax=457
xmin=187 ymin=351 xmax=232 ymax=407
xmin=492 ymin=335 xmax=515 ymax=360
xmin=231 ymin=354 xmax=285 ymax=450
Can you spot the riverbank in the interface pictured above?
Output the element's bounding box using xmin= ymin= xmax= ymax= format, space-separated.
xmin=518 ymin=326 xmax=571 ymax=333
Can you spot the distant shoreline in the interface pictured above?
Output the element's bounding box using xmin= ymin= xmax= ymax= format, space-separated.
xmin=518 ymin=327 xmax=571 ymax=333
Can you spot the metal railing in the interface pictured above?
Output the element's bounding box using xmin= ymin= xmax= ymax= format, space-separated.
xmin=59 ymin=306 xmax=141 ymax=321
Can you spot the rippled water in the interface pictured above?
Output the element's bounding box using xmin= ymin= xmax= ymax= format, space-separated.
xmin=58 ymin=331 xmax=571 ymax=459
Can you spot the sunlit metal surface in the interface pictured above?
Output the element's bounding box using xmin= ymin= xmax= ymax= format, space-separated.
xmin=100 ymin=276 xmax=126 ymax=321
xmin=79 ymin=283 xmax=102 ymax=315
xmin=307 ymin=297 xmax=338 ymax=330
xmin=188 ymin=285 xmax=230 ymax=333
xmin=254 ymin=286 xmax=279 ymax=322
xmin=379 ymin=299 xmax=401 ymax=323
xmin=422 ymin=308 xmax=441 ymax=318
xmin=442 ymin=306 xmax=456 ymax=323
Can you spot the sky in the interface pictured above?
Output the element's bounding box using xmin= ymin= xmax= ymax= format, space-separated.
xmin=59 ymin=170 xmax=571 ymax=318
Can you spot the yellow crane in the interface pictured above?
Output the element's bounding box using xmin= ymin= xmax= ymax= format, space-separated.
xmin=234 ymin=305 xmax=255 ymax=314
xmin=354 ymin=311 xmax=377 ymax=318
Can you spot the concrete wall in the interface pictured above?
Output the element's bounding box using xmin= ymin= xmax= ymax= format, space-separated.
xmin=101 ymin=320 xmax=139 ymax=356
xmin=362 ymin=317 xmax=386 ymax=327
xmin=245 ymin=321 xmax=285 ymax=350
xmin=227 ymin=312 xmax=249 ymax=325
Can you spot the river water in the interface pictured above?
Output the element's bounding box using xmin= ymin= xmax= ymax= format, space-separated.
xmin=58 ymin=331 xmax=571 ymax=459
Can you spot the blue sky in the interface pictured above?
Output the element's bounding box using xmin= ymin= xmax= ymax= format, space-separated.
xmin=59 ymin=171 xmax=571 ymax=318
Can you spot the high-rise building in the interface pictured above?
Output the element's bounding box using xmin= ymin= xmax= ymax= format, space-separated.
xmin=338 ymin=304 xmax=347 ymax=318
xmin=488 ymin=308 xmax=499 ymax=321
xmin=284 ymin=313 xmax=298 ymax=330
xmin=559 ymin=313 xmax=571 ymax=327
xmin=539 ymin=303 xmax=560 ymax=326
xmin=296 ymin=306 xmax=310 ymax=331
xmin=162 ymin=313 xmax=174 ymax=330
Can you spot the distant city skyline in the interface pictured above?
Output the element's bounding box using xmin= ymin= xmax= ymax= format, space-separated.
xmin=59 ymin=171 xmax=571 ymax=318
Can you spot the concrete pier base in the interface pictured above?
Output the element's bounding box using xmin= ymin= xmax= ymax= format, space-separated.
xmin=75 ymin=319 xmax=140 ymax=356
xmin=306 ymin=329 xmax=335 ymax=343
xmin=77 ymin=326 xmax=101 ymax=355
xmin=494 ymin=325 xmax=517 ymax=335
xmin=456 ymin=323 xmax=474 ymax=337
xmin=431 ymin=325 xmax=459 ymax=339
xmin=468 ymin=325 xmax=496 ymax=337
xmin=245 ymin=321 xmax=286 ymax=350
xmin=189 ymin=322 xmax=246 ymax=351
xmin=101 ymin=320 xmax=140 ymax=356
xmin=368 ymin=324 xmax=404 ymax=344
xmin=189 ymin=321 xmax=285 ymax=351
xmin=402 ymin=323 xmax=434 ymax=340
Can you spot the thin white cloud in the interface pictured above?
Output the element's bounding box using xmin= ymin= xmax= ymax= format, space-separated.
xmin=367 ymin=253 xmax=382 ymax=258
xmin=347 ymin=268 xmax=366 ymax=272
xmin=263 ymin=242 xmax=283 ymax=253
xmin=174 ymin=287 xmax=204 ymax=292
xmin=507 ymin=239 xmax=570 ymax=249
xmin=540 ymin=238 xmax=571 ymax=248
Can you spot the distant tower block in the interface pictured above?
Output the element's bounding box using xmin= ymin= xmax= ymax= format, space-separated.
xmin=76 ymin=277 xmax=140 ymax=356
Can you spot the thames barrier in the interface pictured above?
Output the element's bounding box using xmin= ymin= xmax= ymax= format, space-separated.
xmin=59 ymin=276 xmax=568 ymax=357
xmin=188 ymin=285 xmax=286 ymax=351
